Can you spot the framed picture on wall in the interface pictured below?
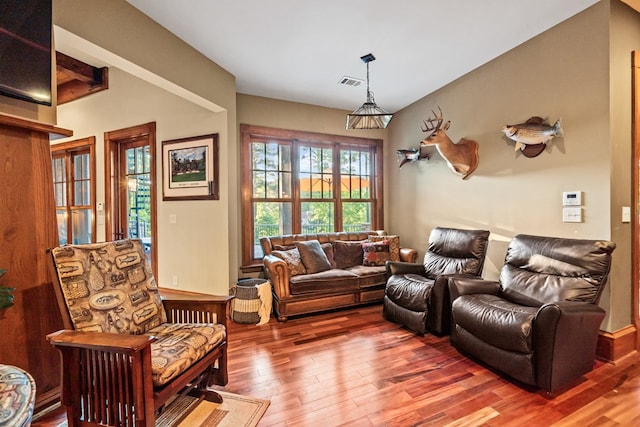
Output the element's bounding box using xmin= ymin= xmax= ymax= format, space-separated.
xmin=162 ymin=133 xmax=219 ymax=201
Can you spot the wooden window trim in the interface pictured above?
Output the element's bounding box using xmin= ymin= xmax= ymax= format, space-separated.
xmin=51 ymin=136 xmax=97 ymax=244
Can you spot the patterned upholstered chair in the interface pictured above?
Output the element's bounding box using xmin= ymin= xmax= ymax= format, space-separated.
xmin=383 ymin=227 xmax=490 ymax=336
xmin=46 ymin=239 xmax=233 ymax=427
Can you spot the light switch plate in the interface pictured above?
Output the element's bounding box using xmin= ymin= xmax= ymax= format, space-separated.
xmin=563 ymin=207 xmax=582 ymax=223
xmin=622 ymin=206 xmax=631 ymax=223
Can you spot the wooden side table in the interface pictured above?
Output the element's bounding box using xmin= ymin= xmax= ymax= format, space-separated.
xmin=0 ymin=364 xmax=36 ymax=427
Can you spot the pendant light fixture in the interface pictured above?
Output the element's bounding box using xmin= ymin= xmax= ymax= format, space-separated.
xmin=346 ymin=53 xmax=393 ymax=129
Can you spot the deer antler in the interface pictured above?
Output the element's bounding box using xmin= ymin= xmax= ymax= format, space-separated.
xmin=421 ymin=106 xmax=444 ymax=133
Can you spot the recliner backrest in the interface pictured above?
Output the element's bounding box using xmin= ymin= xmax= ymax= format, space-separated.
xmin=423 ymin=227 xmax=490 ymax=279
xmin=51 ymin=239 xmax=167 ymax=335
xmin=500 ymin=234 xmax=616 ymax=306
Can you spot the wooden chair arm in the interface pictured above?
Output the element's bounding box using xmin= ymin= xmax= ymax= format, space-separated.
xmin=46 ymin=329 xmax=155 ymax=354
xmin=161 ymin=294 xmax=234 ymax=326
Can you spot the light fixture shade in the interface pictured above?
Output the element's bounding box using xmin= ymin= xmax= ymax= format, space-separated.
xmin=346 ymin=53 xmax=393 ymax=129
xmin=346 ymin=100 xmax=393 ymax=129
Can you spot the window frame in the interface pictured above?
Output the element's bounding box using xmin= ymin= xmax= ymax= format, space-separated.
xmin=240 ymin=124 xmax=383 ymax=267
xmin=51 ymin=136 xmax=97 ymax=245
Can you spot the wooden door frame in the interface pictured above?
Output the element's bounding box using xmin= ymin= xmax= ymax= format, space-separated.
xmin=633 ymin=51 xmax=640 ymax=350
xmin=104 ymin=122 xmax=157 ymax=278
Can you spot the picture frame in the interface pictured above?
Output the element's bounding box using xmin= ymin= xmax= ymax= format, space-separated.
xmin=162 ymin=133 xmax=219 ymax=201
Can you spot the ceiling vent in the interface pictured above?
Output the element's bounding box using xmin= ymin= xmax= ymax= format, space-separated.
xmin=339 ymin=76 xmax=363 ymax=87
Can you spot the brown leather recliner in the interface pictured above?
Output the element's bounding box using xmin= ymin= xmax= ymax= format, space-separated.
xmin=448 ymin=234 xmax=616 ymax=392
xmin=383 ymin=227 xmax=490 ymax=336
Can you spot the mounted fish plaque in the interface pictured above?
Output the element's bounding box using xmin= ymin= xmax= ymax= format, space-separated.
xmin=502 ymin=116 xmax=563 ymax=158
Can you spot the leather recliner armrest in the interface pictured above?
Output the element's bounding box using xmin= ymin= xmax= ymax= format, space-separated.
xmin=385 ymin=261 xmax=424 ymax=276
xmin=448 ymin=277 xmax=501 ymax=303
xmin=533 ymin=301 xmax=606 ymax=392
xmin=430 ymin=273 xmax=484 ymax=336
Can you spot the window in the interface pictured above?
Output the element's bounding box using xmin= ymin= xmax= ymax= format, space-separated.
xmin=241 ymin=124 xmax=383 ymax=266
xmin=51 ymin=136 xmax=96 ymax=245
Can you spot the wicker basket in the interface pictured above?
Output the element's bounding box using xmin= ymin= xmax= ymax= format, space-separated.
xmin=231 ymin=278 xmax=268 ymax=324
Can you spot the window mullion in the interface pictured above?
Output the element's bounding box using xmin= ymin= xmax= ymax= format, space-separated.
xmin=334 ymin=142 xmax=342 ymax=231
xmin=291 ymin=141 xmax=301 ymax=235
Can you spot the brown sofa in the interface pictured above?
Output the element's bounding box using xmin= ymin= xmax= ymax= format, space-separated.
xmin=261 ymin=231 xmax=417 ymax=321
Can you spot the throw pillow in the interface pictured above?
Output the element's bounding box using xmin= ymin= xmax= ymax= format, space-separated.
xmin=333 ymin=240 xmax=364 ymax=269
xmin=320 ymin=242 xmax=337 ymax=269
xmin=271 ymin=248 xmax=307 ymax=276
xmin=272 ymin=244 xmax=296 ymax=251
xmin=368 ymin=234 xmax=400 ymax=261
xmin=362 ymin=240 xmax=391 ymax=266
xmin=295 ymin=240 xmax=332 ymax=274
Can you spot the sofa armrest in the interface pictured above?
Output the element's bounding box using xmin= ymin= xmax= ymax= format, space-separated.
xmin=448 ymin=277 xmax=501 ymax=303
xmin=400 ymin=247 xmax=418 ymax=263
xmin=385 ymin=261 xmax=424 ymax=276
xmin=263 ymin=254 xmax=291 ymax=299
xmin=534 ymin=301 xmax=606 ymax=392
xmin=162 ymin=294 xmax=234 ymax=327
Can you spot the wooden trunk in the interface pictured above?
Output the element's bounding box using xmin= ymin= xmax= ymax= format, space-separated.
xmin=0 ymin=113 xmax=72 ymax=410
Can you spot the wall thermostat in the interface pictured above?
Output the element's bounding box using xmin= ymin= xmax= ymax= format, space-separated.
xmin=562 ymin=191 xmax=582 ymax=206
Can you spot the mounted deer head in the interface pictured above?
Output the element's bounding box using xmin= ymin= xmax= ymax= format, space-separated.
xmin=420 ymin=107 xmax=479 ymax=179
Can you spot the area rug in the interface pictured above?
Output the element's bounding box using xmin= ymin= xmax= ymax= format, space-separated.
xmin=57 ymin=391 xmax=270 ymax=427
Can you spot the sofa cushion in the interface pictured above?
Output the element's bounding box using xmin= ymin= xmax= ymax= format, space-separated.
xmin=289 ymin=269 xmax=360 ymax=294
xmin=368 ymin=234 xmax=400 ymax=261
xmin=452 ymin=294 xmax=537 ymax=354
xmin=296 ymin=240 xmax=332 ymax=274
xmin=149 ymin=322 xmax=227 ymax=387
xmin=362 ymin=240 xmax=390 ymax=266
xmin=272 ymin=244 xmax=296 ymax=251
xmin=321 ymin=242 xmax=337 ymax=269
xmin=271 ymin=248 xmax=306 ymax=276
xmin=333 ymin=240 xmax=364 ymax=268
xmin=385 ymin=274 xmax=435 ymax=312
xmin=346 ymin=265 xmax=386 ymax=277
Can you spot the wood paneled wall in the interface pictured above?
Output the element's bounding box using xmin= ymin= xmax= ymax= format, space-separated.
xmin=0 ymin=113 xmax=72 ymax=409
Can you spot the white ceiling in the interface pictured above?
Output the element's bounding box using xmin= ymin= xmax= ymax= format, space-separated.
xmin=126 ymin=0 xmax=600 ymax=113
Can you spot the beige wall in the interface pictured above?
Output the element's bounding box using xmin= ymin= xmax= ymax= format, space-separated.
xmin=608 ymin=0 xmax=640 ymax=331
xmin=55 ymin=68 xmax=230 ymax=295
xmin=388 ymin=1 xmax=635 ymax=332
xmin=53 ymin=0 xmax=238 ymax=294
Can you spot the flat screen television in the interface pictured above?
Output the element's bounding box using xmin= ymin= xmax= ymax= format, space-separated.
xmin=0 ymin=0 xmax=52 ymax=106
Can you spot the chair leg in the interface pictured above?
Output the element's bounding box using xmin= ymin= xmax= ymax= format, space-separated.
xmin=188 ymin=387 xmax=223 ymax=403
xmin=207 ymin=346 xmax=228 ymax=386
xmin=189 ymin=370 xmax=223 ymax=403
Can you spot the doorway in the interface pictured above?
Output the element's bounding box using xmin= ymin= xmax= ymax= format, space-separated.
xmin=104 ymin=122 xmax=157 ymax=278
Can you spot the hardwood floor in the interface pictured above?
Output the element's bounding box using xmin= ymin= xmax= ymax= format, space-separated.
xmin=33 ymin=304 xmax=640 ymax=426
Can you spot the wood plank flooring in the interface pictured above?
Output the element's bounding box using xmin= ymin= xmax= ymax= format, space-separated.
xmin=32 ymin=304 xmax=640 ymax=426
